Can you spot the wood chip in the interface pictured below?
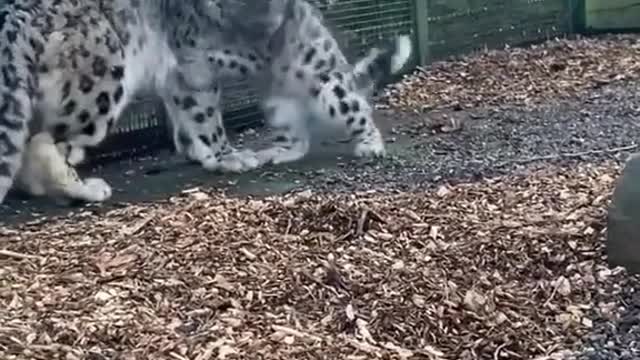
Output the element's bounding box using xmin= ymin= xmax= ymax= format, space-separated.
xmin=0 ymin=161 xmax=629 ymax=359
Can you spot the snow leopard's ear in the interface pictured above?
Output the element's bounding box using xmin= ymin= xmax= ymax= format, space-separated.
xmin=266 ymin=0 xmax=297 ymax=54
xmin=195 ymin=0 xmax=248 ymax=26
xmin=196 ymin=0 xmax=227 ymax=25
xmin=201 ymin=0 xmax=222 ymax=20
xmin=283 ymin=0 xmax=297 ymax=19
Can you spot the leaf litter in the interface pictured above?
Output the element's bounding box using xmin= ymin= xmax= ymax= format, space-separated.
xmin=0 ymin=160 xmax=635 ymax=359
xmin=383 ymin=34 xmax=640 ymax=111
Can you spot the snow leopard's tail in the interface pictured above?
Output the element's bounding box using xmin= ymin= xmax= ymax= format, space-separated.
xmin=0 ymin=2 xmax=39 ymax=204
xmin=351 ymin=34 xmax=414 ymax=94
xmin=270 ymin=0 xmax=413 ymax=84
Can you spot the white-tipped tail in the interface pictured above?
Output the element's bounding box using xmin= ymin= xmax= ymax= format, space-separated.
xmin=350 ymin=34 xmax=414 ymax=94
xmin=390 ymin=35 xmax=413 ymax=74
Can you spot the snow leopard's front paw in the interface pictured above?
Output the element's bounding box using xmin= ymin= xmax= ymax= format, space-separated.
xmin=353 ymin=135 xmax=386 ymax=158
xmin=256 ymin=146 xmax=308 ymax=165
xmin=255 ymin=135 xmax=311 ymax=166
xmin=201 ymin=149 xmax=260 ymax=173
xmin=219 ymin=148 xmax=260 ymax=173
xmin=80 ymin=177 xmax=113 ymax=203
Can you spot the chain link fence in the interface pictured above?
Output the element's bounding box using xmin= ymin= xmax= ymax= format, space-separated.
xmin=94 ymin=0 xmax=629 ymax=160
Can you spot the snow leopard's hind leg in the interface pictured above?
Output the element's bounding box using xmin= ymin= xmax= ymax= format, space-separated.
xmin=15 ymin=132 xmax=112 ymax=205
xmin=161 ymin=69 xmax=260 ymax=173
xmin=323 ymin=34 xmax=414 ymax=159
xmin=0 ymin=4 xmax=41 ymax=204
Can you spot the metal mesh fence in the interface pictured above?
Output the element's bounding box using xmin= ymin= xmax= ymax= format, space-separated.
xmin=97 ymin=0 xmax=583 ymax=158
xmin=88 ymin=96 xmax=170 ymax=161
xmin=319 ymin=0 xmax=415 ymax=55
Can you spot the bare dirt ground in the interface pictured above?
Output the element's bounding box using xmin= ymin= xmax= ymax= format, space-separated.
xmin=2 ymin=35 xmax=640 ymax=359
xmin=2 ymin=93 xmax=638 ymax=225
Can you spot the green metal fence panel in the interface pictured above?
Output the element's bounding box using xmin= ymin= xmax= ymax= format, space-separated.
xmin=584 ymin=0 xmax=640 ymax=33
xmin=423 ymin=0 xmax=575 ymax=62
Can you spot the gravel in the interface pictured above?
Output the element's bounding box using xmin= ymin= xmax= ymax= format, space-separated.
xmin=576 ymin=277 xmax=640 ymax=360
xmin=294 ymin=80 xmax=640 ymax=194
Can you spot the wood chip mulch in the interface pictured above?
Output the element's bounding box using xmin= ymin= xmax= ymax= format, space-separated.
xmin=0 ymin=161 xmax=631 ymax=359
xmin=383 ymin=34 xmax=640 ymax=111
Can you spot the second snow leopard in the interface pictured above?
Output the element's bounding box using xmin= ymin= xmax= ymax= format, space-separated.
xmin=206 ymin=0 xmax=413 ymax=165
xmin=0 ymin=0 xmax=262 ymax=205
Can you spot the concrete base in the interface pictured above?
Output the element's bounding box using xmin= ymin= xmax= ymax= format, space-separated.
xmin=607 ymin=152 xmax=640 ymax=274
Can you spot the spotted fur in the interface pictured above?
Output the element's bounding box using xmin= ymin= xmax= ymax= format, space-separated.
xmin=162 ymin=68 xmax=258 ymax=171
xmin=211 ymin=0 xmax=414 ymax=165
xmin=0 ymin=0 xmax=261 ymax=204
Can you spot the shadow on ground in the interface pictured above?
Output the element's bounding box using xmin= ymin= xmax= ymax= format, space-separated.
xmin=0 ymin=110 xmax=426 ymax=225
xmin=3 ymin=81 xmax=639 ymax=226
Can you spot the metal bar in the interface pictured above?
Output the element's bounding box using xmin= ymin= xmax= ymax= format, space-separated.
xmin=569 ymin=0 xmax=586 ymax=34
xmin=413 ymin=0 xmax=430 ymax=65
